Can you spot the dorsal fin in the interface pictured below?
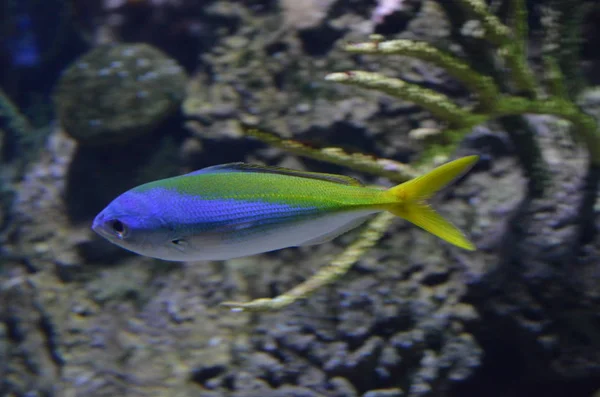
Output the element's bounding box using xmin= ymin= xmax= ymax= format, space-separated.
xmin=187 ymin=163 xmax=363 ymax=186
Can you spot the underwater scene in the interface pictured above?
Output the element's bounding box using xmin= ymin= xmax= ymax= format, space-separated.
xmin=2 ymin=0 xmax=600 ymax=396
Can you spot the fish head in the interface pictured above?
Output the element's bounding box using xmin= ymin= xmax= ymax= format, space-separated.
xmin=92 ymin=190 xmax=185 ymax=260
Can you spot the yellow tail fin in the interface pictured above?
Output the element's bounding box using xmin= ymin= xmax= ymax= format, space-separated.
xmin=386 ymin=155 xmax=479 ymax=251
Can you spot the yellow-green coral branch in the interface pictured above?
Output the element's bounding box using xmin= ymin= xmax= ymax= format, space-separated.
xmin=220 ymin=212 xmax=395 ymax=312
xmin=0 ymin=88 xmax=33 ymax=137
xmin=509 ymin=0 xmax=528 ymax=54
xmin=325 ymin=71 xmax=485 ymax=128
xmin=542 ymin=56 xmax=569 ymax=100
xmin=416 ymin=128 xmax=475 ymax=166
xmin=494 ymin=96 xmax=600 ymax=163
xmin=458 ymin=0 xmax=513 ymax=43
xmin=344 ymin=39 xmax=499 ymax=110
xmin=241 ymin=125 xmax=418 ymax=182
xmin=457 ymin=0 xmax=538 ymax=97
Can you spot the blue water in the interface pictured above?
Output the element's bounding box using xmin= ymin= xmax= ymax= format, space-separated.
xmin=6 ymin=13 xmax=40 ymax=67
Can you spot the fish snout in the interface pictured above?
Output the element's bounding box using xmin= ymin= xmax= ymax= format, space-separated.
xmin=92 ymin=212 xmax=113 ymax=240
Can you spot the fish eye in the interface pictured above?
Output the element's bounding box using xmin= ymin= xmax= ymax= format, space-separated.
xmin=110 ymin=220 xmax=128 ymax=238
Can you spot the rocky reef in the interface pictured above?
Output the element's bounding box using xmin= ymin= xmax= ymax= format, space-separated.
xmin=2 ymin=1 xmax=600 ymax=397
xmin=1 ymin=127 xmax=485 ymax=397
xmin=54 ymin=43 xmax=187 ymax=145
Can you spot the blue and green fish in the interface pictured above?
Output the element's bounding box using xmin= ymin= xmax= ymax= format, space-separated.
xmin=92 ymin=156 xmax=478 ymax=260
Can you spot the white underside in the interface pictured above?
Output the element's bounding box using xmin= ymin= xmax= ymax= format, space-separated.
xmin=139 ymin=209 xmax=381 ymax=261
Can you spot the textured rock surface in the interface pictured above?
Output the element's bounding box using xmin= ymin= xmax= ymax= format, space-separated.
xmin=54 ymin=43 xmax=186 ymax=145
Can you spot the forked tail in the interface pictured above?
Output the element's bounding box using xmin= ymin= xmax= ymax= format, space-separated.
xmin=386 ymin=156 xmax=479 ymax=250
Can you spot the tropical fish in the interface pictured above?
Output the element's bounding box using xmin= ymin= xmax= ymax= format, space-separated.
xmin=92 ymin=156 xmax=478 ymax=261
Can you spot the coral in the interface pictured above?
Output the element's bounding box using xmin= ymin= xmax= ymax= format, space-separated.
xmin=222 ymin=212 xmax=396 ymax=312
xmin=0 ymin=87 xmax=40 ymax=247
xmin=325 ymin=25 xmax=598 ymax=169
xmin=225 ymin=0 xmax=600 ymax=311
xmin=224 ymin=0 xmax=600 ymax=392
xmin=0 ymin=88 xmax=33 ymax=142
xmin=240 ymin=126 xmax=418 ymax=182
xmin=54 ymin=43 xmax=186 ymax=145
xmin=317 ymin=0 xmax=600 ymax=390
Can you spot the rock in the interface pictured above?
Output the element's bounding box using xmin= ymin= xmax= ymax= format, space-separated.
xmin=54 ymin=43 xmax=186 ymax=145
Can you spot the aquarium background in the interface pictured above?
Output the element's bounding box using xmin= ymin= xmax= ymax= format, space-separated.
xmin=2 ymin=0 xmax=600 ymax=396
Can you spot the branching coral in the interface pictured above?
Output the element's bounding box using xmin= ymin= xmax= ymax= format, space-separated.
xmin=222 ymin=0 xmax=600 ymax=312
xmin=222 ymin=212 xmax=395 ymax=311
xmin=0 ymin=88 xmax=33 ymax=142
xmin=240 ymin=126 xmax=418 ymax=182
xmin=326 ymin=1 xmax=598 ymax=168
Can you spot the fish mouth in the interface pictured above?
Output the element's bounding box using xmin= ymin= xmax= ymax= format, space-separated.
xmin=91 ymin=213 xmax=114 ymax=240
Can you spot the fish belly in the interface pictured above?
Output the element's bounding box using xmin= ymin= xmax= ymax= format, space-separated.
xmin=185 ymin=209 xmax=380 ymax=260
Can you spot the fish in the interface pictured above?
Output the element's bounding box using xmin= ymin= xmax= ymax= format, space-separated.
xmin=92 ymin=155 xmax=479 ymax=261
